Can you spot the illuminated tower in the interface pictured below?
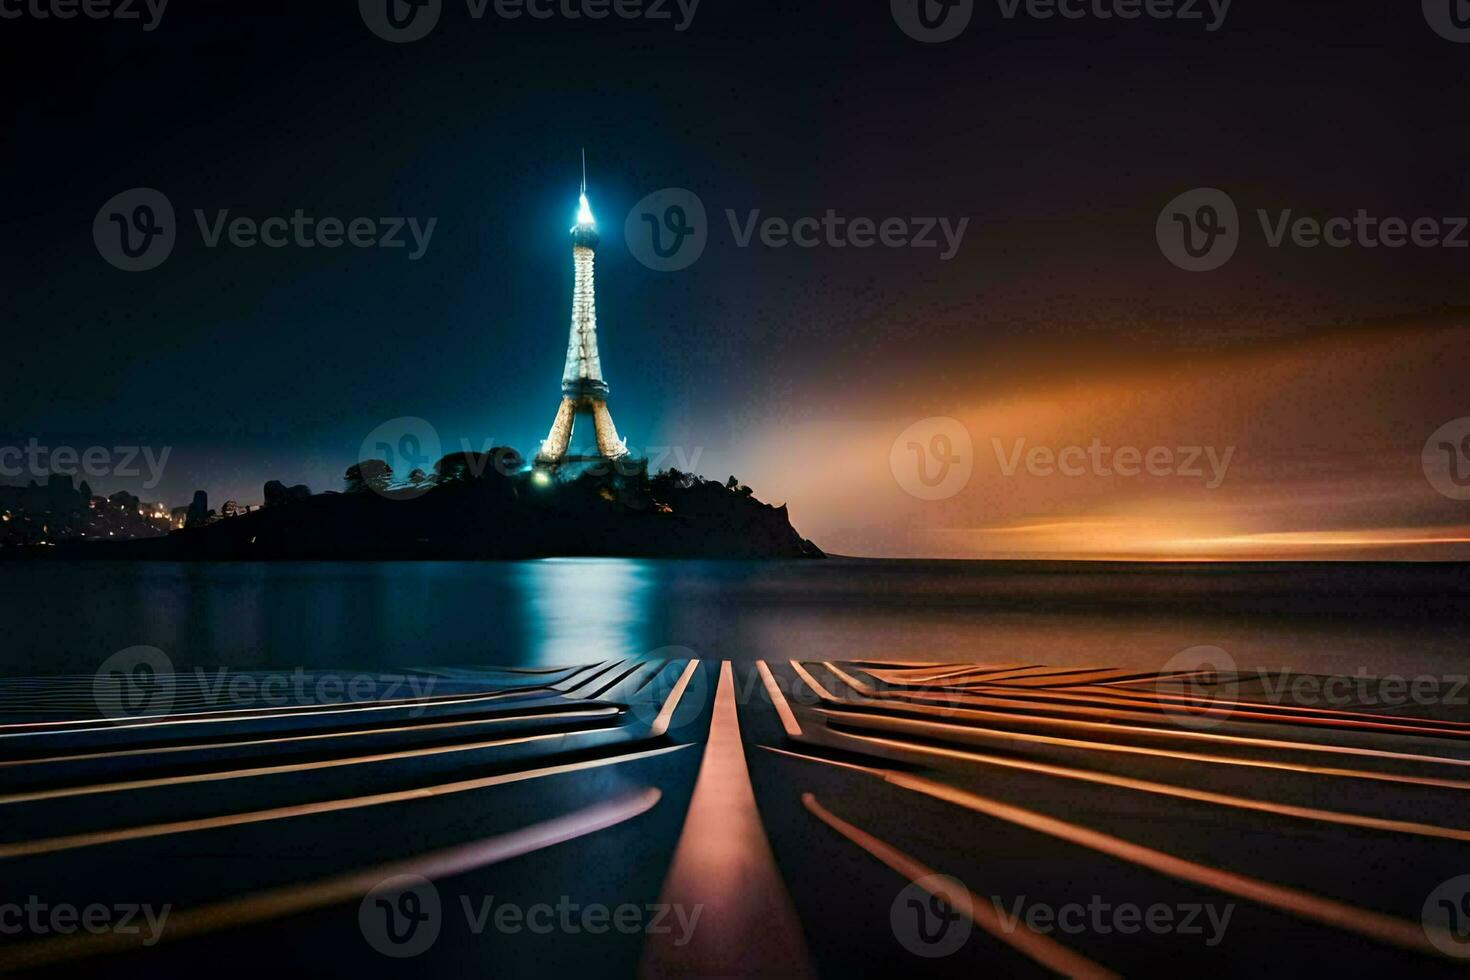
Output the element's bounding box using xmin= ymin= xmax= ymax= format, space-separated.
xmin=536 ymin=155 xmax=630 ymax=466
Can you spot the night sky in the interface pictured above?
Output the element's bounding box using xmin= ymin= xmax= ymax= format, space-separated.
xmin=4 ymin=1 xmax=1470 ymax=557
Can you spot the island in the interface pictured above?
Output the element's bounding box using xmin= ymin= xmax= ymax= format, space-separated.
xmin=28 ymin=452 xmax=823 ymax=561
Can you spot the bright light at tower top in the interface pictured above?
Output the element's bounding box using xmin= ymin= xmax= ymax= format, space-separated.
xmin=572 ymin=148 xmax=595 ymax=230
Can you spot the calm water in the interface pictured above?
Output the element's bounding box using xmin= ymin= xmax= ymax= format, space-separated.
xmin=2 ymin=559 xmax=1468 ymax=677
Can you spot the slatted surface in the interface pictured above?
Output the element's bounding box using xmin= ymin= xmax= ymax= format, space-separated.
xmin=0 ymin=660 xmax=707 ymax=977
xmin=4 ymin=658 xmax=1469 ymax=977
xmin=744 ymin=659 xmax=1470 ymax=978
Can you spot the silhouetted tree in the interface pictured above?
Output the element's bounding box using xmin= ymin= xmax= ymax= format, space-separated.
xmin=434 ymin=448 xmax=522 ymax=484
xmin=263 ymin=480 xmax=309 ymax=506
xmin=344 ymin=460 xmax=392 ymax=494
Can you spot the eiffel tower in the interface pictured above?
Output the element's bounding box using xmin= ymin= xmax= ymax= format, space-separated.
xmin=535 ymin=153 xmax=631 ymax=467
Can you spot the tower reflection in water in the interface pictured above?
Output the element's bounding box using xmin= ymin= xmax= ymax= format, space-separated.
xmin=514 ymin=558 xmax=658 ymax=666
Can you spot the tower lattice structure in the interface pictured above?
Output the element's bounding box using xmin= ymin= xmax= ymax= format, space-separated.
xmin=536 ymin=160 xmax=629 ymax=466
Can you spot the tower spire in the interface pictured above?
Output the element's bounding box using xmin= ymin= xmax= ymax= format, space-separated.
xmin=581 ymin=147 xmax=587 ymax=196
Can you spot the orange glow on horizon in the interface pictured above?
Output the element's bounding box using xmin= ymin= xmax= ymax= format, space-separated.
xmin=732 ymin=320 xmax=1470 ymax=561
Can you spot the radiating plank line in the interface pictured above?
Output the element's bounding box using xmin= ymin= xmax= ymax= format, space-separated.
xmin=639 ymin=662 xmax=813 ymax=978
xmin=0 ymin=726 xmax=623 ymax=806
xmin=881 ymin=668 xmax=1204 ymax=691
xmin=1051 ymin=682 xmax=1470 ymax=732
xmin=0 ymin=664 xmax=700 ymax=805
xmin=827 ymin=727 xmax=1470 ymax=843
xmin=583 ymin=661 xmax=648 ymax=699
xmin=802 ymin=793 xmax=1118 ymax=979
xmin=556 ymin=660 xmax=625 ymax=696
xmin=0 ymin=788 xmax=662 ymax=973
xmin=434 ymin=664 xmax=592 ymax=675
xmin=951 ymin=666 xmax=1119 ymax=686
xmin=548 ymin=661 xmax=610 ymax=690
xmin=789 ymin=661 xmax=840 ymax=702
xmin=757 ymin=661 xmax=801 ymax=737
xmin=952 ymin=683 xmax=1470 ymax=740
xmin=1102 ymin=671 xmax=1221 ymax=688
xmin=649 ymin=661 xmax=701 ymax=738
xmin=1048 ymin=669 xmax=1209 ymax=689
xmin=768 ymin=748 xmax=1456 ymax=959
xmin=977 ymin=669 xmax=1160 ymax=689
xmin=817 ymin=708 xmax=1470 ymax=792
xmin=0 ymin=676 xmax=574 ymax=725
xmin=866 ymin=664 xmax=1037 ymax=687
xmin=0 ymin=683 xmax=568 ymax=738
xmin=0 ymin=743 xmax=693 ymax=860
xmin=0 ymin=707 xmax=622 ymax=771
xmin=818 ymin=666 xmax=1470 ymax=771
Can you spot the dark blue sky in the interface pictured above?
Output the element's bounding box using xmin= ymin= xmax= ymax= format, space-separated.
xmin=4 ymin=2 xmax=1469 ymax=554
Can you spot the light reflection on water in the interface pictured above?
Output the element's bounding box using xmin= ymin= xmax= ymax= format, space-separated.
xmin=1 ymin=559 xmax=1466 ymax=678
xmin=515 ymin=559 xmax=656 ymax=665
